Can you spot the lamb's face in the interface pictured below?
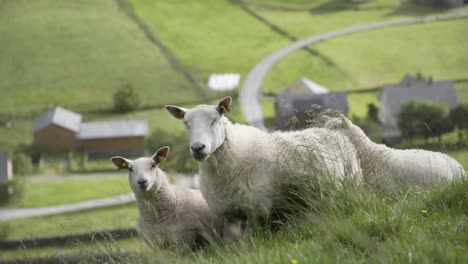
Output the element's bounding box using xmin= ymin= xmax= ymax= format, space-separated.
xmin=126 ymin=158 xmax=161 ymax=193
xmin=166 ymin=97 xmax=231 ymax=161
xmin=110 ymin=147 xmax=170 ymax=193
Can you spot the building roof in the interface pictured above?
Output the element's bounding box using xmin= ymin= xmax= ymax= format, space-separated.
xmin=32 ymin=106 xmax=82 ymax=133
xmin=277 ymin=78 xmax=328 ymax=99
xmin=77 ymin=120 xmax=148 ymax=140
xmin=292 ymin=92 xmax=349 ymax=113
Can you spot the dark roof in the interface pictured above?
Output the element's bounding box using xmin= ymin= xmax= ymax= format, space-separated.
xmin=77 ymin=120 xmax=148 ymax=140
xmin=32 ymin=106 xmax=82 ymax=133
xmin=292 ymin=92 xmax=348 ymax=113
xmin=277 ymin=78 xmax=328 ymax=100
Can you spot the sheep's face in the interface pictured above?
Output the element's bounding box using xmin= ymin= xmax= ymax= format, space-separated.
xmin=165 ymin=97 xmax=231 ymax=161
xmin=325 ymin=114 xmax=367 ymax=138
xmin=110 ymin=147 xmax=170 ymax=193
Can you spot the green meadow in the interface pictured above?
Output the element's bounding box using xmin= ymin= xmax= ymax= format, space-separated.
xmin=0 ymin=0 xmax=467 ymax=262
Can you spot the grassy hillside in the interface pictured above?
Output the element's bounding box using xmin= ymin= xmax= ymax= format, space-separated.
xmin=0 ymin=0 xmax=201 ymax=113
xmin=262 ymin=18 xmax=468 ymax=119
xmin=128 ymin=0 xmax=292 ymax=86
xmin=0 ymin=0 xmax=209 ymax=151
xmin=244 ymin=0 xmax=468 ymax=38
xmin=128 ymin=0 xmax=467 ymax=119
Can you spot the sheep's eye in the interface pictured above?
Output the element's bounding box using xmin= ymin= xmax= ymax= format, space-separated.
xmin=183 ymin=120 xmax=190 ymax=128
xmin=210 ymin=119 xmax=217 ymax=126
xmin=128 ymin=167 xmax=133 ymax=172
xmin=151 ymin=163 xmax=156 ymax=169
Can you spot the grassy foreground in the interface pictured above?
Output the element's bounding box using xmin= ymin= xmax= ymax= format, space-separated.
xmin=1 ymin=179 xmax=467 ymax=263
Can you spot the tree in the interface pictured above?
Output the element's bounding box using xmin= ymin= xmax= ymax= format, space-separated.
xmin=367 ymin=103 xmax=379 ymax=122
xmin=398 ymin=100 xmax=453 ymax=144
xmin=450 ymin=104 xmax=468 ymax=144
xmin=113 ymin=83 xmax=141 ymax=112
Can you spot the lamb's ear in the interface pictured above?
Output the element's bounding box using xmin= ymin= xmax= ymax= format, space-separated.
xmin=165 ymin=105 xmax=187 ymax=120
xmin=152 ymin=146 xmax=170 ymax=166
xmin=321 ymin=115 xmax=332 ymax=123
xmin=110 ymin=156 xmax=131 ymax=169
xmin=339 ymin=114 xmax=351 ymax=128
xmin=216 ymin=97 xmax=232 ymax=115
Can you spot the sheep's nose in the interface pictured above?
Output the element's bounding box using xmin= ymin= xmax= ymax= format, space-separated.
xmin=137 ymin=179 xmax=147 ymax=185
xmin=191 ymin=143 xmax=206 ymax=153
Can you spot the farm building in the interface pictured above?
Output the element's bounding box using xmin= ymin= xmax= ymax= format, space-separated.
xmin=32 ymin=106 xmax=82 ymax=151
xmin=378 ymin=74 xmax=457 ymax=143
xmin=77 ymin=120 xmax=147 ymax=157
xmin=275 ymin=78 xmax=348 ymax=129
xmin=32 ymin=107 xmax=148 ymax=157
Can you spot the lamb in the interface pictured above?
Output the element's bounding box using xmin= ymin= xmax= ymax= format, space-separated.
xmin=324 ymin=114 xmax=466 ymax=190
xmin=110 ymin=146 xmax=223 ymax=252
xmin=165 ymin=97 xmax=362 ymax=227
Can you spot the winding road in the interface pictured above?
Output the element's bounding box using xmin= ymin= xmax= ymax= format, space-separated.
xmin=239 ymin=11 xmax=468 ymax=130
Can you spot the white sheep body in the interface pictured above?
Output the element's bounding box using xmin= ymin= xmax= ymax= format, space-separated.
xmin=111 ymin=150 xmax=222 ymax=251
xmin=325 ymin=116 xmax=466 ymax=190
xmin=199 ymin=117 xmax=362 ymax=220
xmin=135 ymin=173 xmax=220 ymax=250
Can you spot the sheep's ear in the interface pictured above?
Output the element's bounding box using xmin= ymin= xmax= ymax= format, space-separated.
xmin=110 ymin=156 xmax=131 ymax=170
xmin=339 ymin=114 xmax=350 ymax=128
xmin=216 ymin=97 xmax=232 ymax=115
xmin=165 ymin=105 xmax=187 ymax=120
xmin=152 ymin=146 xmax=170 ymax=166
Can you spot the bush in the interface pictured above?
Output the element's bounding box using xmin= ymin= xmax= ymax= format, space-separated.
xmin=398 ymin=100 xmax=453 ymax=143
xmin=146 ymin=129 xmax=197 ymax=173
xmin=13 ymin=152 xmax=33 ymax=176
xmin=113 ymin=84 xmax=141 ymax=112
xmin=450 ymin=104 xmax=468 ymax=144
xmin=0 ymin=179 xmax=23 ymax=206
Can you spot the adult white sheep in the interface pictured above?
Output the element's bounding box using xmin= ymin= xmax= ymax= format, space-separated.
xmin=110 ymin=146 xmax=223 ymax=252
xmin=324 ymin=114 xmax=466 ymax=190
xmin=165 ymin=97 xmax=362 ymax=227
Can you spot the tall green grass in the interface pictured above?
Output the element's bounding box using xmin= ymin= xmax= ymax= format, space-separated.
xmin=2 ymin=178 xmax=466 ymax=263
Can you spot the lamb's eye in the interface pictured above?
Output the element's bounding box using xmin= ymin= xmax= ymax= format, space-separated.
xmin=210 ymin=119 xmax=217 ymax=126
xmin=151 ymin=163 xmax=156 ymax=169
xmin=128 ymin=167 xmax=133 ymax=172
xmin=183 ymin=120 xmax=190 ymax=128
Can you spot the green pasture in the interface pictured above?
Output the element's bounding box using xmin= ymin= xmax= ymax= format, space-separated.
xmin=8 ymin=176 xmax=130 ymax=208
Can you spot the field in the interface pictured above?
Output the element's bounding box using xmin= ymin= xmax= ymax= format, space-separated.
xmin=1 ymin=180 xmax=467 ymax=263
xmin=8 ymin=176 xmax=130 ymax=208
xmin=0 ymin=0 xmax=467 ymax=262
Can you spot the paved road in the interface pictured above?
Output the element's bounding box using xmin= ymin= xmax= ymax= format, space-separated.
xmin=0 ymin=193 xmax=136 ymax=221
xmin=239 ymin=11 xmax=468 ymax=130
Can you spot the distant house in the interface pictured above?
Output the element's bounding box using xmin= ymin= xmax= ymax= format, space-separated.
xmin=32 ymin=106 xmax=82 ymax=151
xmin=0 ymin=151 xmax=13 ymax=181
xmin=33 ymin=107 xmax=148 ymax=157
xmin=378 ymin=74 xmax=457 ymax=143
xmin=275 ymin=78 xmax=348 ymax=129
xmin=77 ymin=120 xmax=147 ymax=157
